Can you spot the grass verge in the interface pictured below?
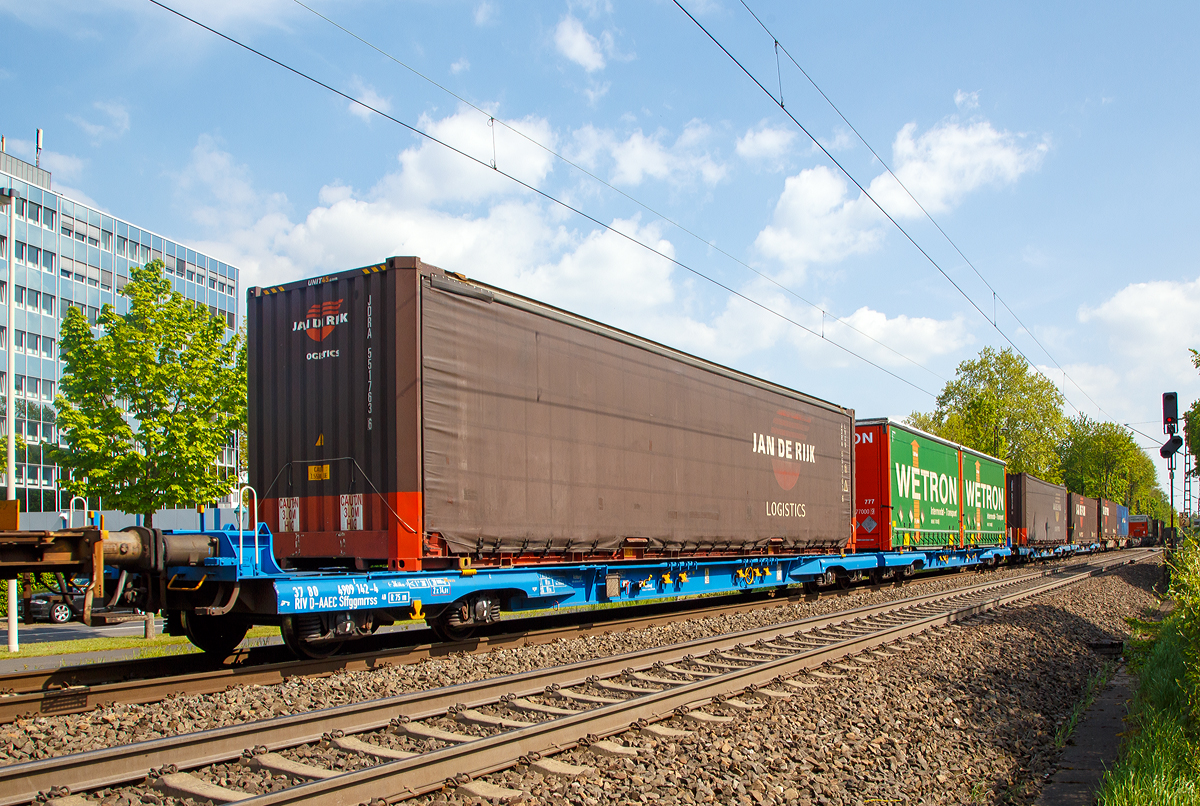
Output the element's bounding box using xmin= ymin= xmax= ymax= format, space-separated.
xmin=0 ymin=626 xmax=278 ymax=661
xmin=1098 ymin=542 xmax=1200 ymax=806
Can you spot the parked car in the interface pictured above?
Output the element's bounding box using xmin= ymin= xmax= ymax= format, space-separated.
xmin=27 ymin=592 xmax=84 ymax=623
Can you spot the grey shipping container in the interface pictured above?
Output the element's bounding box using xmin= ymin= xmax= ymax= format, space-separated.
xmin=1007 ymin=473 xmax=1067 ymax=546
xmin=248 ymin=257 xmax=855 ymax=572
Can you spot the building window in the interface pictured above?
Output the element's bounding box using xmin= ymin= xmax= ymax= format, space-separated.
xmin=41 ymin=338 xmax=54 ymax=359
xmin=42 ymin=251 xmax=54 ymax=272
xmin=13 ymin=242 xmax=24 ymax=263
xmin=27 ymin=378 xmax=39 ymax=398
xmin=27 ymin=290 xmax=39 ymax=310
xmin=14 ymin=331 xmax=24 ymax=353
xmin=42 ymin=380 xmax=53 ymax=400
xmin=101 ymin=230 xmax=112 ymax=251
xmin=43 ymin=210 xmax=54 ymax=231
xmin=42 ymin=296 xmax=53 ymax=317
xmin=28 ymin=203 xmax=40 ymax=226
xmin=27 ymin=335 xmax=39 ymax=355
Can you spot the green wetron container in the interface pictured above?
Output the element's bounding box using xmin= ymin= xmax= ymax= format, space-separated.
xmin=960 ymin=447 xmax=1007 ymax=546
xmin=886 ymin=423 xmax=965 ymax=549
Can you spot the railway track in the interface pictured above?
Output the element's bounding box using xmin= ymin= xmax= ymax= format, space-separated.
xmin=0 ymin=584 xmax=852 ymax=724
xmin=2 ymin=548 xmax=1155 ymax=806
xmin=1 ymin=552 xmax=1105 ymax=724
xmin=0 ymin=556 xmax=1070 ymax=724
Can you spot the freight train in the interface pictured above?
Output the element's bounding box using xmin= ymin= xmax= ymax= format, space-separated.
xmin=0 ymin=257 xmax=1159 ymax=658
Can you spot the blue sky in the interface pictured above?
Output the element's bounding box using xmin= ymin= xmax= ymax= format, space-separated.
xmin=3 ymin=0 xmax=1197 ymax=498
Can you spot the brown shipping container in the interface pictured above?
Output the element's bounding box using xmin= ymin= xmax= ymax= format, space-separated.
xmin=1067 ymin=493 xmax=1098 ymax=543
xmin=248 ymin=257 xmax=855 ymax=571
xmin=1100 ymin=498 xmax=1119 ymax=541
xmin=1006 ymin=473 xmax=1067 ymax=546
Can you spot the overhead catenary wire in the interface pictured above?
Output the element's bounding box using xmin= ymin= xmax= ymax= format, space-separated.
xmin=147 ymin=0 xmax=939 ymax=399
xmin=670 ymin=0 xmax=1090 ymax=416
xmin=672 ymin=0 xmax=1108 ymax=420
xmin=283 ymin=0 xmax=948 ymax=385
xmin=730 ymin=0 xmax=1117 ymax=423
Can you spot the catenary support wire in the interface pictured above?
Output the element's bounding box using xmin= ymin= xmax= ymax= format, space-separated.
xmin=733 ymin=0 xmax=1114 ymax=422
xmin=148 ymin=0 xmax=939 ymax=399
xmin=672 ymin=0 xmax=1099 ymax=419
xmin=283 ymin=0 xmax=948 ymax=385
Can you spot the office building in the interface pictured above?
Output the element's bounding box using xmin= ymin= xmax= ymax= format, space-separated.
xmin=0 ymin=147 xmax=241 ymax=513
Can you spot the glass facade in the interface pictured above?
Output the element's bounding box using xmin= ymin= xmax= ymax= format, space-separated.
xmin=0 ymin=154 xmax=241 ymax=513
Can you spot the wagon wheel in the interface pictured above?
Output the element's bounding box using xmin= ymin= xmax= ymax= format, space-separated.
xmin=280 ymin=615 xmax=344 ymax=659
xmin=181 ymin=612 xmax=248 ymax=657
xmin=428 ymin=612 xmax=476 ymax=643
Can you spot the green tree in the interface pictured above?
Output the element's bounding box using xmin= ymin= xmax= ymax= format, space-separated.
xmin=1057 ymin=413 xmax=1174 ymax=517
xmin=50 ymin=261 xmax=246 ymax=526
xmin=1058 ymin=415 xmax=1139 ymax=499
xmin=906 ymin=346 xmax=1066 ymax=479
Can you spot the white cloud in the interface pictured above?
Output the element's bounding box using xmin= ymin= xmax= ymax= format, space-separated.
xmin=451 ymin=58 xmax=470 ymax=74
xmin=584 ymin=82 xmax=611 ymax=105
xmin=868 ymin=119 xmax=1047 ymax=217
xmin=954 ymin=90 xmax=980 ymax=110
xmin=831 ymin=307 xmax=970 ymax=366
xmin=754 ymin=165 xmax=885 ymax=277
xmin=175 ymin=134 xmax=288 ymax=233
xmin=565 ymin=121 xmax=726 ymax=187
xmin=517 ymin=216 xmax=677 ymax=315
xmin=174 ymin=112 xmax=965 ymax=395
xmin=1079 ymin=277 xmax=1200 ymax=387
xmin=736 ymin=121 xmax=796 ymax=162
xmin=555 ymin=15 xmax=605 ymax=72
xmin=816 ymin=130 xmax=853 ymax=153
xmin=69 ymin=101 xmax=130 ymax=142
xmin=756 ymin=117 xmax=1047 ymax=279
xmin=374 ymin=106 xmax=557 ymax=205
xmin=594 ymin=121 xmax=726 ymax=187
xmin=473 ymin=2 xmax=496 ymax=25
xmin=347 ymin=76 xmax=390 ymax=121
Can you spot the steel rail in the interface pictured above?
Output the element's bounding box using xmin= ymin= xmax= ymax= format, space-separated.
xmin=234 ymin=551 xmax=1154 ymax=806
xmin=0 ymin=550 xmax=1154 ymax=806
xmin=0 ymin=556 xmax=1067 ymax=722
xmin=0 ymin=551 xmax=1094 ymax=719
xmin=0 ymin=584 xmax=849 ymax=722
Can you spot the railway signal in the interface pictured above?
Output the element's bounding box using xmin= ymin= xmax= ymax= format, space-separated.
xmin=1163 ymin=391 xmax=1182 ymax=542
xmin=1164 ymin=392 xmax=1179 ymax=434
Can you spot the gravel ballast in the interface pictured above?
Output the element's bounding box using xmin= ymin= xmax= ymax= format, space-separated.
xmin=0 ymin=560 xmax=1089 ymax=765
xmin=402 ymin=559 xmax=1162 ymax=806
xmin=4 ymin=556 xmax=1161 ymax=806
